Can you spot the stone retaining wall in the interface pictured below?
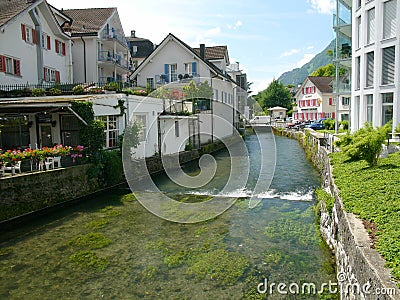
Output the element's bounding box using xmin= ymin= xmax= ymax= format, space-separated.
xmin=274 ymin=128 xmax=399 ymax=299
xmin=0 ymin=164 xmax=99 ymax=222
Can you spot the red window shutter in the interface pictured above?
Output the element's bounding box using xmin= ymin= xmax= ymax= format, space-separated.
xmin=43 ymin=67 xmax=47 ymax=81
xmin=332 ymin=112 xmax=336 ymax=119
xmin=55 ymin=40 xmax=59 ymax=53
xmin=14 ymin=59 xmax=21 ymax=76
xmin=62 ymin=43 xmax=66 ymax=56
xmin=32 ymin=29 xmax=37 ymax=44
xmin=302 ymin=88 xmax=304 ymax=94
xmin=328 ymin=98 xmax=332 ymax=105
xmin=55 ymin=70 xmax=60 ymax=82
xmin=47 ymin=36 xmax=51 ymax=50
xmin=0 ymin=55 xmax=5 ymax=72
xmin=21 ymin=24 xmax=26 ymax=41
xmin=314 ymin=86 xmax=316 ymax=93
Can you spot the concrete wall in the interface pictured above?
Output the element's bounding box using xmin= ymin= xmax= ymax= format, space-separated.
xmin=274 ymin=128 xmax=400 ymax=299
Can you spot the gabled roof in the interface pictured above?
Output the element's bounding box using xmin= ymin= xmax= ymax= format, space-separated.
xmin=0 ymin=0 xmax=42 ymax=28
xmin=193 ymin=46 xmax=228 ymax=61
xmin=63 ymin=7 xmax=115 ymax=35
xmin=308 ymin=76 xmax=333 ymax=93
xmin=131 ymin=33 xmax=235 ymax=84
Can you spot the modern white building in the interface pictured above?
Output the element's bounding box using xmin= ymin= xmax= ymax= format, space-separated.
xmin=0 ymin=0 xmax=73 ymax=85
xmin=63 ymin=7 xmax=131 ymax=84
xmin=350 ymin=0 xmax=399 ymax=132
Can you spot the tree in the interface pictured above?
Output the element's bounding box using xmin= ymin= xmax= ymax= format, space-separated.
xmin=254 ymin=79 xmax=292 ymax=110
xmin=310 ymin=63 xmax=347 ymax=77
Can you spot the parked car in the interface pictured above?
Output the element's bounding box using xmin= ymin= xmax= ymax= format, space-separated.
xmin=306 ymin=122 xmax=326 ymax=130
xmin=286 ymin=121 xmax=301 ymax=129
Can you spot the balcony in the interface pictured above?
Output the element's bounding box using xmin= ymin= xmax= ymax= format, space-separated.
xmin=98 ymin=51 xmax=130 ymax=70
xmin=100 ymin=30 xmax=128 ymax=48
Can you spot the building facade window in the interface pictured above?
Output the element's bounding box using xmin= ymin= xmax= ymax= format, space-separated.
xmin=21 ymin=24 xmax=36 ymax=44
xmin=342 ymin=97 xmax=350 ymax=106
xmin=355 ymin=56 xmax=361 ymax=89
xmin=366 ymin=51 xmax=374 ymax=87
xmin=382 ymin=92 xmax=393 ymax=125
xmin=55 ymin=40 xmax=66 ymax=56
xmin=383 ymin=0 xmax=397 ymax=40
xmin=42 ymin=33 xmax=51 ymax=50
xmin=366 ymin=8 xmax=375 ymax=45
xmin=382 ymin=46 xmax=395 ymax=85
xmin=97 ymin=115 xmax=119 ymax=148
xmin=366 ymin=94 xmax=373 ymax=124
xmin=44 ymin=67 xmax=60 ymax=82
xmin=0 ymin=55 xmax=21 ymax=76
xmin=356 ymin=16 xmax=361 ymax=49
xmin=169 ymin=64 xmax=177 ymax=82
xmin=147 ymin=77 xmax=154 ymax=90
xmin=61 ymin=115 xmax=80 ymax=146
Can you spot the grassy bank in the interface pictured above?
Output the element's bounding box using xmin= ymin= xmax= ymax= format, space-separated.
xmin=329 ymin=151 xmax=400 ymax=285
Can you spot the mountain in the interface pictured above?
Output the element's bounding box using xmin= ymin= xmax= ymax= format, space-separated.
xmin=278 ymin=39 xmax=335 ymax=86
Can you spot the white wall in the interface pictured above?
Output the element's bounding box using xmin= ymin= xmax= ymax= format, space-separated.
xmin=0 ymin=2 xmax=71 ymax=85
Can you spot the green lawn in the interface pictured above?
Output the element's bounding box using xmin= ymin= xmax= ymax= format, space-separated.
xmin=329 ymin=151 xmax=400 ymax=284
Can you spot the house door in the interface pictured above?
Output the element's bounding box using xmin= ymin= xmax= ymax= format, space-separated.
xmin=39 ymin=124 xmax=53 ymax=147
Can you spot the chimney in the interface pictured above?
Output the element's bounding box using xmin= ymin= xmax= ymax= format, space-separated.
xmin=131 ymin=30 xmax=136 ymax=38
xmin=200 ymin=44 xmax=205 ymax=59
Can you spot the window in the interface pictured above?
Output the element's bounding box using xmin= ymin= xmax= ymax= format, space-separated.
xmin=0 ymin=55 xmax=21 ymax=76
xmin=55 ymin=40 xmax=66 ymax=56
xmin=133 ymin=114 xmax=146 ymax=142
xmin=357 ymin=0 xmax=361 ymax=9
xmin=383 ymin=0 xmax=397 ymax=40
xmin=175 ymin=121 xmax=179 ymax=137
xmin=382 ymin=46 xmax=395 ymax=85
xmin=0 ymin=115 xmax=30 ymax=149
xmin=44 ymin=67 xmax=60 ymax=82
xmin=214 ymin=89 xmax=218 ymax=101
xmin=366 ymin=94 xmax=373 ymax=123
xmin=356 ymin=16 xmax=361 ymax=49
xmin=366 ymin=51 xmax=374 ymax=87
xmin=170 ymin=64 xmax=177 ymax=82
xmin=147 ymin=77 xmax=154 ymax=90
xmin=42 ymin=33 xmax=51 ymax=50
xmin=355 ymin=56 xmax=361 ymax=90
xmin=132 ymin=45 xmax=138 ymax=55
xmin=342 ymin=97 xmax=350 ymax=106
xmin=366 ymin=8 xmax=375 ymax=44
xmin=97 ymin=115 xmax=119 ymax=148
xmin=61 ymin=115 xmax=80 ymax=146
xmin=382 ymin=93 xmax=393 ymax=125
xmin=184 ymin=62 xmax=197 ymax=76
xmin=21 ymin=24 xmax=36 ymax=44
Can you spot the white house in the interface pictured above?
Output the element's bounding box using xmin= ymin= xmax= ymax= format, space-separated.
xmin=0 ymin=0 xmax=73 ymax=85
xmin=294 ymin=76 xmax=341 ymax=121
xmin=130 ymin=33 xmax=241 ymax=144
xmin=62 ymin=7 xmax=131 ymax=84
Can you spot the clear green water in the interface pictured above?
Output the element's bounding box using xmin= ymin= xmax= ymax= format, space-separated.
xmin=0 ymin=133 xmax=337 ymax=299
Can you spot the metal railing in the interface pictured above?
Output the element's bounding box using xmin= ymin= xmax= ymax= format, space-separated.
xmin=0 ymin=81 xmax=135 ymax=98
xmin=98 ymin=51 xmax=130 ymax=69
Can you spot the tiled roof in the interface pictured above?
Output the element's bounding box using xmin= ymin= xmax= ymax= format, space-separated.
xmin=63 ymin=7 xmax=115 ymax=34
xmin=308 ymin=76 xmax=333 ymax=93
xmin=0 ymin=0 xmax=38 ymax=28
xmin=193 ymin=46 xmax=228 ymax=60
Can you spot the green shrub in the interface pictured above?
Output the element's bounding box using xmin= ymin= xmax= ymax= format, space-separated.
xmin=32 ymin=88 xmax=45 ymax=97
xmin=340 ymin=120 xmax=349 ymax=130
xmin=72 ymin=85 xmax=85 ymax=95
xmin=49 ymin=87 xmax=62 ymax=96
xmin=336 ymin=122 xmax=391 ymax=166
xmin=323 ymin=119 xmax=335 ymax=130
xmin=104 ymin=82 xmax=119 ymax=91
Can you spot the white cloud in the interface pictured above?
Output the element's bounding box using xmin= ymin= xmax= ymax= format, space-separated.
xmin=307 ymin=0 xmax=334 ymax=15
xmin=251 ymin=78 xmax=274 ymax=94
xmin=194 ymin=26 xmax=222 ymax=45
xmin=307 ymin=46 xmax=315 ymax=50
xmin=296 ymin=54 xmax=317 ymax=68
xmin=227 ymin=20 xmax=243 ymax=30
xmin=280 ymin=49 xmax=300 ymax=58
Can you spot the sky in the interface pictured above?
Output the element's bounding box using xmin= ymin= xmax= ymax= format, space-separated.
xmin=48 ymin=0 xmax=335 ymax=94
